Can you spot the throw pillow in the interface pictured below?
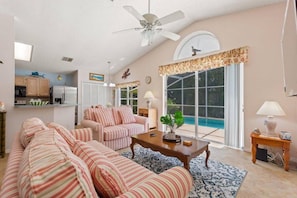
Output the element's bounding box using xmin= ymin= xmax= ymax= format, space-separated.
xmin=112 ymin=107 xmax=122 ymax=125
xmin=84 ymin=108 xmax=97 ymax=121
xmin=118 ymin=107 xmax=136 ymax=124
xmin=19 ymin=117 xmax=48 ymax=148
xmin=93 ymin=108 xmax=115 ymax=127
xmin=73 ymin=140 xmax=128 ymax=198
xmin=47 ymin=122 xmax=76 ymax=149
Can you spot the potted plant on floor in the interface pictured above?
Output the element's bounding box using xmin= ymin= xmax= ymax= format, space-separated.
xmin=160 ymin=110 xmax=184 ymax=141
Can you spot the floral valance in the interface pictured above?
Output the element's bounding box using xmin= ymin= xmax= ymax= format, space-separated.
xmin=158 ymin=46 xmax=248 ymax=76
xmin=116 ymin=80 xmax=140 ymax=88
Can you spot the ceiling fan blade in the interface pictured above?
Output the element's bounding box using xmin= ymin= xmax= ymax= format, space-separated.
xmin=123 ymin=6 xmax=146 ymax=22
xmin=159 ymin=30 xmax=181 ymax=41
xmin=157 ymin=10 xmax=185 ymax=26
xmin=113 ymin=27 xmax=143 ymax=34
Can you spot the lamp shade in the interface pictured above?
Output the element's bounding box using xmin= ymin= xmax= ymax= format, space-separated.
xmin=256 ymin=101 xmax=286 ymax=116
xmin=144 ymin=91 xmax=155 ymax=99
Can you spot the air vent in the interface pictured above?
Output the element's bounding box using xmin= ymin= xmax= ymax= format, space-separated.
xmin=61 ymin=57 xmax=73 ymax=62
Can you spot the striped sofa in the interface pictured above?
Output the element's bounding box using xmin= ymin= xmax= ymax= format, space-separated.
xmin=0 ymin=118 xmax=193 ymax=198
xmin=81 ymin=106 xmax=149 ymax=150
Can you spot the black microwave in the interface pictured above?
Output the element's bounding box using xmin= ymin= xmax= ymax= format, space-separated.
xmin=15 ymin=86 xmax=26 ymax=97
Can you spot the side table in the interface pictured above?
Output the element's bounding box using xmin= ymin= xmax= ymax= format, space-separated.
xmin=250 ymin=133 xmax=291 ymax=171
xmin=0 ymin=111 xmax=6 ymax=158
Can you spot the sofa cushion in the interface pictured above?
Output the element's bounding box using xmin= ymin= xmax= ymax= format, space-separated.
xmin=94 ymin=107 xmax=115 ymax=127
xmin=110 ymin=156 xmax=155 ymax=189
xmin=73 ymin=140 xmax=128 ymax=198
xmin=17 ymin=129 xmax=97 ymax=197
xmin=19 ymin=117 xmax=48 ymax=148
xmin=104 ymin=125 xmax=128 ymax=141
xmin=118 ymin=107 xmax=136 ymax=124
xmin=47 ymin=122 xmax=76 ymax=149
xmin=120 ymin=123 xmax=145 ymax=136
xmin=87 ymin=140 xmax=119 ymax=158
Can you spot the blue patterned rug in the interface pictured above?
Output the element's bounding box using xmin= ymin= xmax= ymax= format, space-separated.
xmin=121 ymin=147 xmax=247 ymax=198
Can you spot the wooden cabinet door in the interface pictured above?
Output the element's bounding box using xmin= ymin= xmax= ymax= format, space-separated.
xmin=38 ymin=78 xmax=50 ymax=96
xmin=26 ymin=77 xmax=38 ymax=96
xmin=15 ymin=76 xmax=26 ymax=86
xmin=139 ymin=108 xmax=157 ymax=129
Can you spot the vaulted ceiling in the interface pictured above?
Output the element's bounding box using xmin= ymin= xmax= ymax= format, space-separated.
xmin=0 ymin=0 xmax=285 ymax=75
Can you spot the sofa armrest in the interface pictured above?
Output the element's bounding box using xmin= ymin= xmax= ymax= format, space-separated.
xmin=134 ymin=115 xmax=149 ymax=132
xmin=117 ymin=167 xmax=193 ymax=198
xmin=70 ymin=128 xmax=93 ymax=142
xmin=80 ymin=120 xmax=104 ymax=142
xmin=0 ymin=132 xmax=24 ymax=198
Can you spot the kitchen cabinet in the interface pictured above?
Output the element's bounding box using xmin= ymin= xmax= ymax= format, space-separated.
xmin=15 ymin=76 xmax=26 ymax=86
xmin=26 ymin=77 xmax=50 ymax=97
xmin=139 ymin=108 xmax=157 ymax=129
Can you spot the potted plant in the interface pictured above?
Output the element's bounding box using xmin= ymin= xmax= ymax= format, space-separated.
xmin=160 ymin=110 xmax=184 ymax=134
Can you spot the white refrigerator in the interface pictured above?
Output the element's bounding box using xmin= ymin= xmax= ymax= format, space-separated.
xmin=51 ymin=86 xmax=77 ymax=104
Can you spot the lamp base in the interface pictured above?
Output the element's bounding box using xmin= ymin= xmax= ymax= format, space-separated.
xmin=146 ymin=100 xmax=151 ymax=109
xmin=264 ymin=116 xmax=277 ymax=137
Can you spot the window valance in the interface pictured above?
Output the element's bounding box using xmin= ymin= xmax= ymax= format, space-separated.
xmin=116 ymin=80 xmax=140 ymax=88
xmin=159 ymin=46 xmax=248 ymax=76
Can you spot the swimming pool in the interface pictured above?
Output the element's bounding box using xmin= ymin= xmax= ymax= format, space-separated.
xmin=183 ymin=117 xmax=224 ymax=129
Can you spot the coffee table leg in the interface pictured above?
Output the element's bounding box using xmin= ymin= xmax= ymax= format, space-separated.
xmin=184 ymin=158 xmax=190 ymax=171
xmin=130 ymin=141 xmax=135 ymax=159
xmin=205 ymin=146 xmax=210 ymax=168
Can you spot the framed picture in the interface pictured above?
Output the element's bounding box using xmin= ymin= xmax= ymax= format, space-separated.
xmin=89 ymin=73 xmax=104 ymax=82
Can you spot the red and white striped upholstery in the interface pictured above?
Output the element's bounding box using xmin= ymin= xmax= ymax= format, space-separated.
xmin=87 ymin=140 xmax=119 ymax=158
xmin=104 ymin=125 xmax=128 ymax=141
xmin=110 ymin=156 xmax=155 ymax=189
xmin=120 ymin=123 xmax=145 ymax=136
xmin=112 ymin=107 xmax=123 ymax=125
xmin=118 ymin=167 xmax=193 ymax=198
xmin=73 ymin=140 xmax=128 ymax=198
xmin=118 ymin=107 xmax=136 ymax=124
xmin=0 ymin=120 xmax=193 ymax=198
xmin=81 ymin=106 xmax=149 ymax=150
xmin=47 ymin=122 xmax=76 ymax=148
xmin=19 ymin=117 xmax=48 ymax=148
xmin=0 ymin=133 xmax=24 ymax=197
xmin=70 ymin=127 xmax=93 ymax=142
xmin=17 ymin=129 xmax=97 ymax=198
xmin=94 ymin=107 xmax=115 ymax=127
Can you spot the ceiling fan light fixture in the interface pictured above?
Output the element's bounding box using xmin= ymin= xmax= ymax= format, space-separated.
xmin=121 ymin=0 xmax=185 ymax=47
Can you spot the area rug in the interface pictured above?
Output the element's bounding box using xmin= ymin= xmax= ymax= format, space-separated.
xmin=121 ymin=147 xmax=247 ymax=198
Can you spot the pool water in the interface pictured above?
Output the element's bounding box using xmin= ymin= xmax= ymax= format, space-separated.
xmin=183 ymin=117 xmax=224 ymax=129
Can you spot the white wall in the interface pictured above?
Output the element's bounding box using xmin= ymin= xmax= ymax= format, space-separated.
xmin=113 ymin=2 xmax=297 ymax=162
xmin=0 ymin=13 xmax=15 ymax=152
xmin=0 ymin=14 xmax=80 ymax=152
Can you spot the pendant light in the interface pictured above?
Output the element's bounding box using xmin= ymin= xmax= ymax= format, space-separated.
xmin=104 ymin=61 xmax=115 ymax=87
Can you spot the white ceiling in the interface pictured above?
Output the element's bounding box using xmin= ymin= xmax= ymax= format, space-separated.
xmin=0 ymin=0 xmax=285 ymax=75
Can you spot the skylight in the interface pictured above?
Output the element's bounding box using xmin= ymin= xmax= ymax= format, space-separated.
xmin=14 ymin=42 xmax=33 ymax=62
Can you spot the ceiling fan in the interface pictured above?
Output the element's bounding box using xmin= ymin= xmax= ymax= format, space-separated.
xmin=119 ymin=0 xmax=185 ymax=47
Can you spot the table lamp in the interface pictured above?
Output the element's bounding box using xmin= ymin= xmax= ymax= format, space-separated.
xmin=144 ymin=91 xmax=155 ymax=109
xmin=256 ymin=101 xmax=286 ymax=136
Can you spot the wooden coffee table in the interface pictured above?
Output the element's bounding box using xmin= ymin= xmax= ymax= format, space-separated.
xmin=130 ymin=130 xmax=210 ymax=170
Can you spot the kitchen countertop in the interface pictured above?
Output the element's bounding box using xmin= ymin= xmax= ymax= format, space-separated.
xmin=14 ymin=104 xmax=78 ymax=108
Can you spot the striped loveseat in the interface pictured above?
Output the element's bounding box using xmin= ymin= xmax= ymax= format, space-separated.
xmin=81 ymin=105 xmax=149 ymax=150
xmin=0 ymin=118 xmax=193 ymax=198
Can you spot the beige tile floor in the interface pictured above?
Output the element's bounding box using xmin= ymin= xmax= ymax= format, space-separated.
xmin=0 ymin=142 xmax=296 ymax=197
xmin=176 ymin=124 xmax=225 ymax=144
